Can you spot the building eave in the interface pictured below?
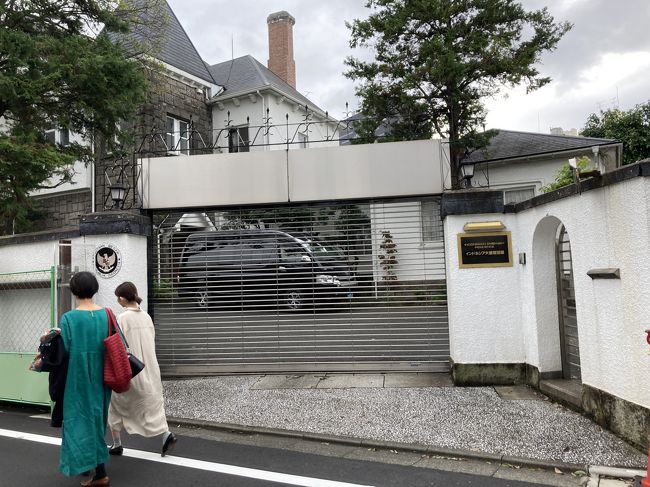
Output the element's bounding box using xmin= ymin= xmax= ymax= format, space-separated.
xmin=466 ymin=141 xmax=623 ymax=166
xmin=209 ymin=85 xmax=330 ymax=120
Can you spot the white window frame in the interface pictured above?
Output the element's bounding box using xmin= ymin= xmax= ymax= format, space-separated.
xmin=503 ymin=186 xmax=536 ymax=205
xmin=166 ymin=115 xmax=190 ymax=155
xmin=45 ymin=127 xmax=70 ymax=146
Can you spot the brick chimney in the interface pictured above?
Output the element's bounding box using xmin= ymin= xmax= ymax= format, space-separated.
xmin=267 ymin=11 xmax=296 ymax=88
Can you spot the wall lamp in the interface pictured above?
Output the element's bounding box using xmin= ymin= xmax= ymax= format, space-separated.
xmin=460 ymin=161 xmax=476 ymax=187
xmin=109 ymin=183 xmax=126 ymax=209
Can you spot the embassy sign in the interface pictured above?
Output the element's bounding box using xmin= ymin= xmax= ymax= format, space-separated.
xmin=94 ymin=244 xmax=122 ymax=278
xmin=458 ymin=232 xmax=513 ymax=268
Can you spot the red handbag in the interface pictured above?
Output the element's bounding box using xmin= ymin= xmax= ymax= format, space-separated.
xmin=103 ymin=308 xmax=131 ymax=393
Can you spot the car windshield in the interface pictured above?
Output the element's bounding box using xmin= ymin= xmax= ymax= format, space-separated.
xmin=300 ymin=239 xmax=345 ymax=261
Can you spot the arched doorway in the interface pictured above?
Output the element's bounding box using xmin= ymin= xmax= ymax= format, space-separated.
xmin=555 ymin=224 xmax=581 ymax=380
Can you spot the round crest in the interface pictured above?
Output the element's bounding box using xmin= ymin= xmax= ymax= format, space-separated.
xmin=94 ymin=244 xmax=122 ymax=279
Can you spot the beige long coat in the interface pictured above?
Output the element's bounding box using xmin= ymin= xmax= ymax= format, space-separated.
xmin=107 ymin=307 xmax=169 ymax=437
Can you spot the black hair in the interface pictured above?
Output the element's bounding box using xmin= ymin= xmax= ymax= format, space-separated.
xmin=69 ymin=271 xmax=99 ymax=299
xmin=114 ymin=281 xmax=142 ymax=304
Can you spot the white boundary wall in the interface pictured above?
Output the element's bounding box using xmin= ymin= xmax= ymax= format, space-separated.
xmin=444 ymin=176 xmax=650 ymax=409
xmin=0 ymin=234 xmax=148 ymax=318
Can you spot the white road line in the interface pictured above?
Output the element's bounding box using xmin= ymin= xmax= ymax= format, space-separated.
xmin=0 ymin=428 xmax=374 ymax=487
xmin=29 ymin=414 xmax=51 ymax=420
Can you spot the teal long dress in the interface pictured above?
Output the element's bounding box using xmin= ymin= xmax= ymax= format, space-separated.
xmin=59 ymin=309 xmax=112 ymax=476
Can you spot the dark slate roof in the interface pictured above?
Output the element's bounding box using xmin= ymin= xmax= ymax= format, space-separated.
xmin=106 ymin=0 xmax=215 ymax=84
xmin=339 ymin=113 xmax=392 ymax=144
xmin=462 ymin=129 xmax=618 ymax=164
xmin=207 ymin=55 xmax=323 ymax=112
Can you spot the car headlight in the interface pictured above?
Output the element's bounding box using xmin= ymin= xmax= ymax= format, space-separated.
xmin=316 ymin=274 xmax=341 ymax=286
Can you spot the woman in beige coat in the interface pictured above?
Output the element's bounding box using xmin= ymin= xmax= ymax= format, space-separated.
xmin=107 ymin=282 xmax=177 ymax=456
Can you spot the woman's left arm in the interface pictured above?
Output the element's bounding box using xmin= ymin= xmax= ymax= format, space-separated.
xmin=60 ymin=314 xmax=71 ymax=353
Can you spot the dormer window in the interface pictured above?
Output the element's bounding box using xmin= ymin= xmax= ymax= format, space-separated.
xmin=166 ymin=115 xmax=190 ymax=155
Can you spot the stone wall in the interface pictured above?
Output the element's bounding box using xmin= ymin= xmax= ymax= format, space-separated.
xmin=95 ymin=71 xmax=213 ymax=212
xmin=32 ymin=189 xmax=92 ymax=231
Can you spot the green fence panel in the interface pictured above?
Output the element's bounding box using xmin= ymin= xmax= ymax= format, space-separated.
xmin=0 ymin=353 xmax=50 ymax=405
xmin=0 ymin=268 xmax=55 ymax=406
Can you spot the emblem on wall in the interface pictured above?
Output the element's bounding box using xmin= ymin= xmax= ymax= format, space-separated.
xmin=94 ymin=244 xmax=122 ymax=278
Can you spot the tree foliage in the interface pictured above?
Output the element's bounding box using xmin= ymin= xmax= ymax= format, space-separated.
xmin=582 ymin=102 xmax=650 ymax=166
xmin=345 ymin=0 xmax=571 ymax=188
xmin=0 ymin=0 xmax=162 ymax=233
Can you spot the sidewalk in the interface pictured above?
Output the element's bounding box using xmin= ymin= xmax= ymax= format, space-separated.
xmin=162 ymin=373 xmax=647 ymax=471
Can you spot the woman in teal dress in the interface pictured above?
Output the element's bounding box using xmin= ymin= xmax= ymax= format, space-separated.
xmin=59 ymin=271 xmax=111 ymax=486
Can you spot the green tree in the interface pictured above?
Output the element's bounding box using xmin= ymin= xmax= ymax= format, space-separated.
xmin=582 ymin=102 xmax=650 ymax=166
xmin=541 ymin=156 xmax=591 ymax=193
xmin=345 ymin=0 xmax=571 ymax=188
xmin=0 ymin=0 xmax=160 ymax=233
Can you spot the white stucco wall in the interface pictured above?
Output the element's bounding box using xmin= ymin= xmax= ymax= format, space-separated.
xmin=71 ymin=234 xmax=149 ymax=316
xmin=0 ymin=240 xmax=60 ymax=272
xmin=444 ymin=175 xmax=650 ymax=408
xmin=475 ymin=158 xmax=561 ymax=194
xmin=0 ymin=233 xmax=149 ymax=320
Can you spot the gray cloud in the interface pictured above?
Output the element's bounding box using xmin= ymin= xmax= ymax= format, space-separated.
xmin=169 ymin=0 xmax=648 ymax=130
xmin=532 ymin=0 xmax=650 ymax=86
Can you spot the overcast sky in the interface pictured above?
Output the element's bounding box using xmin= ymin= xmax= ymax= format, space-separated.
xmin=168 ymin=0 xmax=650 ymax=134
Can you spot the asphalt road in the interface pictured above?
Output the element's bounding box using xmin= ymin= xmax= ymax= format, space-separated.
xmin=0 ymin=407 xmax=562 ymax=487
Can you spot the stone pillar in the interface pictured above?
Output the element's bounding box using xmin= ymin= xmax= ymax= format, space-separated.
xmin=79 ymin=212 xmax=151 ymax=315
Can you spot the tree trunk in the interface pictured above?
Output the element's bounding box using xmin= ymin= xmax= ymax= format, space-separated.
xmin=449 ymin=145 xmax=463 ymax=190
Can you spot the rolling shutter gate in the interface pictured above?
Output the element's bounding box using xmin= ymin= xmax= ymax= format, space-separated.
xmin=151 ymin=198 xmax=449 ymax=375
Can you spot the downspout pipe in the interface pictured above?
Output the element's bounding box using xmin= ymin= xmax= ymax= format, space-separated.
xmin=256 ymin=90 xmax=268 ymax=148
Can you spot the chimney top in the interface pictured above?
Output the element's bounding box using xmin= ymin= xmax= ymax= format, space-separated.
xmin=267 ymin=10 xmax=296 ymax=88
xmin=267 ymin=11 xmax=295 ymax=25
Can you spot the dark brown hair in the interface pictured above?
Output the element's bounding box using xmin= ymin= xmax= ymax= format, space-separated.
xmin=70 ymin=271 xmax=99 ymax=299
xmin=114 ymin=281 xmax=142 ymax=304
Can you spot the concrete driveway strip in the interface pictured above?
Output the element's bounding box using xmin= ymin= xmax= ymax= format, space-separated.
xmin=162 ymin=375 xmax=647 ymax=468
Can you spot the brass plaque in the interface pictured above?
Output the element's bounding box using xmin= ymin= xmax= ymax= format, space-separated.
xmin=458 ymin=232 xmax=513 ymax=268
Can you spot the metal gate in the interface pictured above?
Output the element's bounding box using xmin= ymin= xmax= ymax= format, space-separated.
xmin=556 ymin=224 xmax=581 ymax=380
xmin=150 ymin=197 xmax=449 ymax=375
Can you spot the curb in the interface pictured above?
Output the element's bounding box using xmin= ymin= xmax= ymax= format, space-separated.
xmin=168 ymin=416 xmax=590 ymax=473
xmin=589 ymin=465 xmax=646 ymax=479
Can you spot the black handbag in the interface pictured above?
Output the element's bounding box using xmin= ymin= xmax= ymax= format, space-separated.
xmin=128 ymin=353 xmax=145 ymax=378
xmin=114 ymin=319 xmax=146 ymax=379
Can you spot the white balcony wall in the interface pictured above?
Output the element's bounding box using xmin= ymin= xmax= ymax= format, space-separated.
xmin=141 ymin=139 xmax=445 ymax=209
xmin=140 ymin=150 xmax=290 ymax=209
xmin=288 ymin=140 xmax=444 ymax=202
